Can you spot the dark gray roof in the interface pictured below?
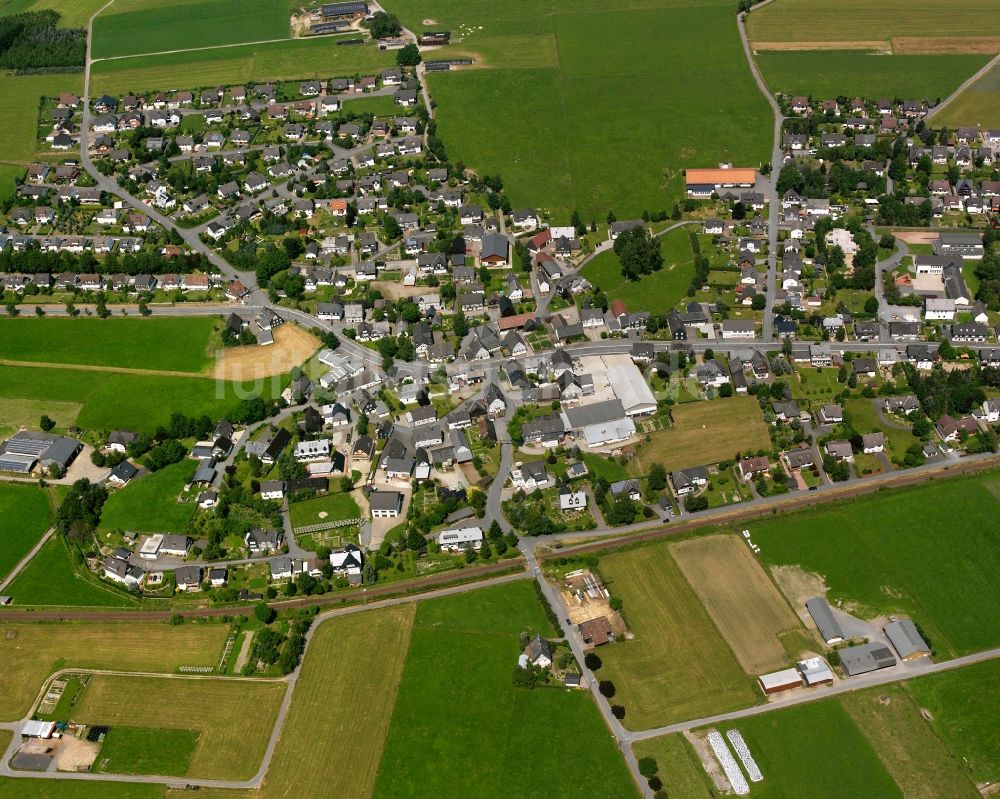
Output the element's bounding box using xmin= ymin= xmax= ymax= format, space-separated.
xmin=884 ymin=619 xmax=929 ymax=659
xmin=839 ymin=642 xmax=896 ymax=676
xmin=805 ymin=597 xmax=844 ymax=643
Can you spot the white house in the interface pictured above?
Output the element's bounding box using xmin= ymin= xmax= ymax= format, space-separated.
xmin=437 ymin=526 xmax=484 ymax=552
xmin=558 ymin=488 xmax=587 ymax=512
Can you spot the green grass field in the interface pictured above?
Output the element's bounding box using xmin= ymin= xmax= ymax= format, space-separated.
xmin=844 ymin=397 xmax=918 ymax=461
xmin=0 ymin=318 xmax=218 ymax=372
xmin=92 ymin=0 xmax=290 ymax=59
xmin=0 ymin=364 xmax=285 ymax=433
xmin=746 ymin=0 xmax=1000 ymax=43
xmin=906 ymin=659 xmax=1000 ymax=786
xmin=77 ymin=674 xmax=286 ymax=779
xmin=0 ymin=778 xmax=164 ymax=799
xmin=937 ymin=62 xmax=1000 ymax=128
xmin=288 ymin=490 xmax=362 ymax=529
xmin=633 ymin=734 xmax=715 ymax=797
xmin=751 ymin=472 xmax=1000 ymax=659
xmin=12 ymin=0 xmax=113 ymax=27
xmin=404 ymin=0 xmax=771 ymax=220
xmin=0 ymin=164 xmax=23 ymax=202
xmin=5 ymin=535 xmax=140 ymax=609
xmin=841 ymin=683 xmax=981 ymax=799
xmin=373 ymin=581 xmax=637 ymax=798
xmin=91 ymin=37 xmax=396 ymax=96
xmin=581 ymin=227 xmax=695 ymax=314
xmin=598 ymin=543 xmax=757 ymax=729
xmin=97 ymin=727 xmax=198 ymax=777
xmin=0 ymin=72 xmax=83 ymax=165
xmin=0 ymin=484 xmax=52 ymax=582
xmin=731 ymin=700 xmax=903 ymax=798
xmin=755 ymin=51 xmax=991 ymax=101
xmin=0 ymin=621 xmax=226 ymax=720
xmin=343 ymin=94 xmax=399 ymax=117
xmin=99 ymin=460 xmax=198 ymax=534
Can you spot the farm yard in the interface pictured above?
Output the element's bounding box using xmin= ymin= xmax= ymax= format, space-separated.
xmin=580 ymin=227 xmax=695 ymax=315
xmin=393 ymin=0 xmax=771 ymax=220
xmin=628 ymin=395 xmax=771 ymax=475
xmin=0 ymin=621 xmax=227 ymax=720
xmin=0 ymin=484 xmax=52 ymax=582
xmin=90 ymin=36 xmax=396 ymax=96
xmin=91 ymin=0 xmax=291 ymax=59
xmin=671 ymin=535 xmax=808 ymax=674
xmin=0 ymin=318 xmax=220 ymax=373
xmin=598 ymin=543 xmax=757 ymax=729
xmin=74 ymin=674 xmax=285 ymax=779
xmin=750 ymin=471 xmax=1000 ymax=659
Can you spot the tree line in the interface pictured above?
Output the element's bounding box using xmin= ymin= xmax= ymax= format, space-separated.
xmin=0 ymin=11 xmax=85 ymax=71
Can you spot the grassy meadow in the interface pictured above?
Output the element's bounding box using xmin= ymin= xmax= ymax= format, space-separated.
xmin=627 ymin=395 xmax=771 ymax=475
xmin=4 ymin=535 xmax=140 ymax=609
xmin=632 ymin=734 xmax=715 ymax=798
xmin=0 ymin=484 xmax=52 ymax=582
xmin=91 ymin=37 xmax=396 ymax=96
xmin=92 ymin=0 xmax=291 ymax=59
xmin=0 ymin=363 xmax=286 ymax=433
xmin=0 ymin=621 xmax=226 ymax=720
xmin=288 ymin=490 xmax=362 ymax=529
xmin=99 ymin=459 xmax=198 ymax=534
xmin=0 ymin=317 xmax=219 ymax=372
xmin=373 ymin=581 xmax=637 ymax=798
xmin=937 ymin=62 xmax=1000 ymax=128
xmin=581 ymin=227 xmax=695 ymax=314
xmin=97 ymin=727 xmax=198 ymax=777
xmin=755 ymin=51 xmax=991 ymax=101
xmin=404 ymin=0 xmax=771 ymax=220
xmin=598 ymin=543 xmax=757 ymax=729
xmin=751 ymin=472 xmax=1000 ymax=659
xmin=76 ymin=674 xmax=285 ymax=779
xmin=0 ymin=72 xmax=83 ymax=165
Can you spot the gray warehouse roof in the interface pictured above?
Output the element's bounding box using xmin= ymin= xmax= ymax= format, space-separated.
xmin=884 ymin=619 xmax=930 ymax=659
xmin=806 ymin=597 xmax=844 ymax=644
xmin=839 ymin=642 xmax=896 ymax=677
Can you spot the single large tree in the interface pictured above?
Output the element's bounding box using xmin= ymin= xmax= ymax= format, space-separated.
xmin=613 ymin=227 xmax=662 ymax=281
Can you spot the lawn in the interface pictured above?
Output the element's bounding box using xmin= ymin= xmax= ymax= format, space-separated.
xmin=97 ymin=727 xmax=198 ymax=777
xmin=99 ymin=460 xmax=198 ymax=534
xmin=937 ymin=61 xmax=1000 ymax=128
xmin=730 ymin=700 xmax=902 ymax=798
xmin=403 ymin=0 xmax=771 ymax=220
xmin=628 ymin=396 xmax=771 ymax=475
xmin=5 ymin=535 xmax=140 ymax=609
xmin=755 ymin=52 xmax=991 ymax=101
xmin=905 ymin=658 xmax=1000 ymax=786
xmin=77 ymin=674 xmax=285 ymax=779
xmin=0 ymin=621 xmax=226 ymax=720
xmin=0 ymin=318 xmax=219 ymax=373
xmin=791 ymin=365 xmax=842 ymax=405
xmin=581 ymin=227 xmax=695 ymax=314
xmin=844 ymin=397 xmax=918 ymax=461
xmin=373 ymin=581 xmax=636 ymax=798
xmin=343 ymin=94 xmax=398 ymax=117
xmin=671 ymin=535 xmax=805 ymax=674
xmin=751 ymin=471 xmax=1000 ymax=658
xmin=288 ymin=490 xmax=362 ymax=529
xmin=0 ymin=72 xmax=83 ymax=165
xmin=598 ymin=543 xmax=757 ymax=729
xmin=91 ymin=37 xmax=396 ymax=96
xmin=0 ymin=164 xmax=23 ymax=202
xmin=92 ymin=0 xmax=290 ymax=59
xmin=841 ymin=683 xmax=981 ymax=799
xmin=0 ymin=484 xmax=52 ymax=583
xmin=253 ymin=604 xmax=416 ymax=799
xmin=580 ymin=452 xmax=629 ymax=483
xmin=0 ymin=364 xmax=286 ymax=433
xmin=0 ymin=397 xmax=83 ymax=439
xmin=632 ymin=734 xmax=715 ymax=798
xmin=746 ymin=0 xmax=1000 ymax=44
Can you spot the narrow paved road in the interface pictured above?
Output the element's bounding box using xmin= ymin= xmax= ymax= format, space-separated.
xmin=0 ymin=528 xmax=54 ymax=591
xmin=926 ymin=50 xmax=1000 ymax=122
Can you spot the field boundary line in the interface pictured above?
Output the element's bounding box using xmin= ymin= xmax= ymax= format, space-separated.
xmin=91 ymin=32 xmax=354 ymax=64
xmin=927 ymin=49 xmax=1000 ymax=121
xmin=0 ymin=357 xmax=214 ymax=380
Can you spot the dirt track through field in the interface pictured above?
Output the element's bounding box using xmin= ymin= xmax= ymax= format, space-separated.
xmin=0 ymin=358 xmax=214 ymax=379
xmin=672 ymin=535 xmax=802 ymax=674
